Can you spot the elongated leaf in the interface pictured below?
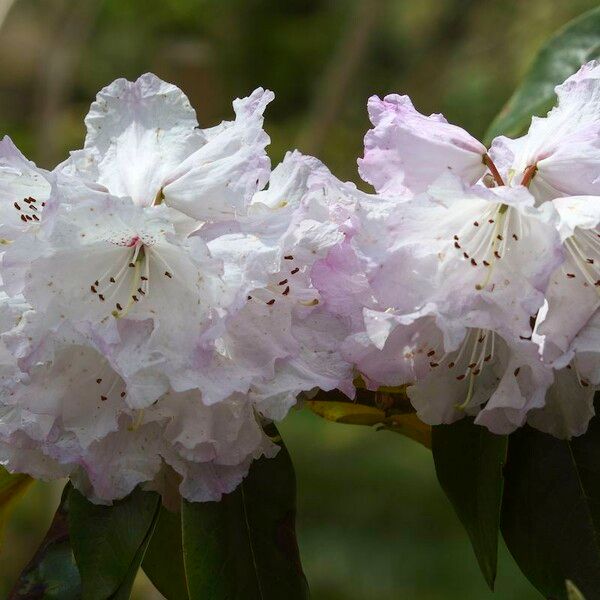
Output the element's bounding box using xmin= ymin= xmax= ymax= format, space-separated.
xmin=432 ymin=419 xmax=507 ymax=590
xmin=307 ymin=399 xmax=386 ymax=425
xmin=0 ymin=467 xmax=33 ymax=550
xmin=68 ymin=486 xmax=160 ymax=600
xmin=501 ymin=418 xmax=600 ymax=599
xmin=9 ymin=484 xmax=81 ymax=600
xmin=485 ymin=6 xmax=600 ymax=143
xmin=307 ymin=388 xmax=431 ymax=448
xmin=182 ymin=427 xmax=309 ymax=600
xmin=142 ymin=505 xmax=188 ymax=600
xmin=566 ymin=580 xmax=587 ymax=600
xmin=383 ymin=413 xmax=432 ymax=448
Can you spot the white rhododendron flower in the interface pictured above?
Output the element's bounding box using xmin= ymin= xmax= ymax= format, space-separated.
xmin=59 ymin=73 xmax=273 ymax=221
xmin=534 ymin=196 xmax=600 ymax=364
xmin=491 ymin=61 xmax=600 ymax=202
xmin=0 ymin=136 xmax=51 ymax=238
xmin=310 ymin=173 xmax=561 ymax=434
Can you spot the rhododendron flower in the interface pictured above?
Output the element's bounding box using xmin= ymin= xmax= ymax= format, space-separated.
xmin=311 ymin=170 xmax=561 ymax=433
xmin=357 ymin=306 xmax=554 ymax=434
xmin=534 ymin=196 xmax=600 ymax=364
xmin=379 ymin=175 xmax=563 ymax=336
xmin=59 ymin=73 xmax=273 ymax=221
xmin=0 ymin=136 xmax=51 ymax=238
xmin=491 ymin=61 xmax=600 ymax=202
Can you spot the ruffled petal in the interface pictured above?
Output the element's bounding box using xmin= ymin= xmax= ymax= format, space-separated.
xmin=163 ymin=88 xmax=274 ymax=221
xmin=63 ymin=73 xmax=204 ymax=206
xmin=490 ymin=61 xmax=600 ymax=202
xmin=358 ymin=94 xmax=486 ymax=196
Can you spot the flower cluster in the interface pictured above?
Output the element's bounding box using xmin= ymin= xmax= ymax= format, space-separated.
xmin=333 ymin=61 xmax=600 ymax=438
xmin=0 ymin=75 xmax=351 ymax=503
xmin=0 ymin=63 xmax=599 ymax=503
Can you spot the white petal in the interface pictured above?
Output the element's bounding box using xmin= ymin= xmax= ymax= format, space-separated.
xmin=72 ymin=73 xmax=204 ymax=206
xmin=163 ymin=88 xmax=274 ymax=221
xmin=0 ymin=136 xmax=51 ymax=236
xmin=490 ymin=61 xmax=600 ymax=201
xmin=527 ymin=366 xmax=595 ymax=438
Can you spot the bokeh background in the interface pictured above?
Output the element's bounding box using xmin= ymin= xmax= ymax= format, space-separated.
xmin=0 ymin=0 xmax=597 ymax=598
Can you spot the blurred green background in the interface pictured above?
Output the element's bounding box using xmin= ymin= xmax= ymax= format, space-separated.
xmin=0 ymin=0 xmax=597 ymax=597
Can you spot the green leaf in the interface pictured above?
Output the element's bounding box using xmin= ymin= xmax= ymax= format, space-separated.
xmin=484 ymin=6 xmax=600 ymax=143
xmin=501 ymin=418 xmax=600 ymax=599
xmin=0 ymin=467 xmax=33 ymax=551
xmin=68 ymin=486 xmax=160 ymax=600
xmin=142 ymin=505 xmax=189 ymax=600
xmin=9 ymin=484 xmax=81 ymax=600
xmin=566 ymin=580 xmax=587 ymax=600
xmin=182 ymin=427 xmax=309 ymax=600
xmin=432 ymin=418 xmax=507 ymax=590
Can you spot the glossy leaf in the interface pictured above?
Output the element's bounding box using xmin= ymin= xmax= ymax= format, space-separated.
xmin=68 ymin=486 xmax=160 ymax=600
xmin=182 ymin=427 xmax=309 ymax=600
xmin=0 ymin=467 xmax=33 ymax=550
xmin=432 ymin=419 xmax=507 ymax=590
xmin=501 ymin=418 xmax=600 ymax=599
xmin=484 ymin=6 xmax=600 ymax=143
xmin=9 ymin=484 xmax=81 ymax=600
xmin=142 ymin=505 xmax=188 ymax=600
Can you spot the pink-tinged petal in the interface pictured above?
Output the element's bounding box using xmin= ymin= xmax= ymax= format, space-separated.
xmin=490 ymin=61 xmax=600 ymax=202
xmin=358 ymin=94 xmax=486 ymax=195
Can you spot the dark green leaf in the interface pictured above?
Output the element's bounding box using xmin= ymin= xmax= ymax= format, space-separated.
xmin=432 ymin=418 xmax=507 ymax=590
xmin=501 ymin=418 xmax=600 ymax=599
xmin=9 ymin=484 xmax=81 ymax=600
xmin=68 ymin=486 xmax=160 ymax=600
xmin=142 ymin=505 xmax=189 ymax=600
xmin=484 ymin=6 xmax=600 ymax=143
xmin=182 ymin=427 xmax=309 ymax=600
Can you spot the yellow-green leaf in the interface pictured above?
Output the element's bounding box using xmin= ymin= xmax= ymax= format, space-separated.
xmin=307 ymin=399 xmax=386 ymax=425
xmin=566 ymin=580 xmax=587 ymax=600
xmin=383 ymin=413 xmax=432 ymax=449
xmin=0 ymin=466 xmax=33 ymax=550
xmin=306 ymin=399 xmax=431 ymax=448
